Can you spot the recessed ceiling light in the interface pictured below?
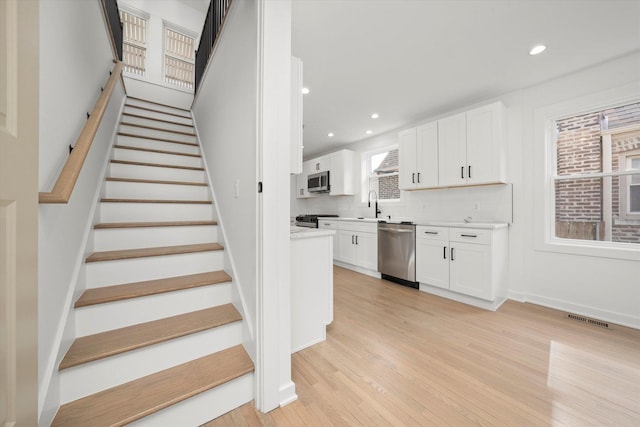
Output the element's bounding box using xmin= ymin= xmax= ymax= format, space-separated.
xmin=301 ymin=87 xmax=310 ymax=94
xmin=366 ymin=130 xmax=373 ymax=135
xmin=371 ymin=113 xmax=379 ymax=119
xmin=529 ymin=45 xmax=546 ymax=55
xmin=328 ymin=132 xmax=334 ymax=137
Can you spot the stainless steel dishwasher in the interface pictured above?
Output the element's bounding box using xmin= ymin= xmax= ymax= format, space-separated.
xmin=378 ymin=222 xmax=418 ymax=288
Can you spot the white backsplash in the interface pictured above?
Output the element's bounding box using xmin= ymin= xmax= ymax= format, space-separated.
xmin=292 ymin=180 xmax=513 ymax=224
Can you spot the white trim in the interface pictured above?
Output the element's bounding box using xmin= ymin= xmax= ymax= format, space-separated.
xmin=534 ymin=82 xmax=640 ymax=260
xmin=419 ymin=282 xmax=507 ymax=312
xmin=333 ymin=260 xmax=381 ymax=279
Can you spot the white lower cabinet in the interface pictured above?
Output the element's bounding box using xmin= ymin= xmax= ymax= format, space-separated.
xmin=336 ymin=221 xmax=377 ymax=271
xmin=318 ymin=219 xmax=339 ymax=257
xmin=416 ymin=225 xmax=507 ymax=303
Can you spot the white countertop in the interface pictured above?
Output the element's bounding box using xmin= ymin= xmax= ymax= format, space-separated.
xmin=290 ymin=226 xmax=336 ymax=239
xmin=317 ymin=217 xmax=509 ymax=229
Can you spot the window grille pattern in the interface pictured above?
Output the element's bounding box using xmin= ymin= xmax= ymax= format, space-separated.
xmin=120 ymin=10 xmax=147 ymax=76
xmin=164 ymin=29 xmax=195 ymax=89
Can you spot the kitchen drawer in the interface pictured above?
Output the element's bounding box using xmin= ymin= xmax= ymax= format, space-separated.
xmin=339 ymin=221 xmax=378 ymax=234
xmin=318 ymin=220 xmax=338 ymax=230
xmin=450 ymin=228 xmax=491 ymax=245
xmin=416 ymin=226 xmax=449 ymax=241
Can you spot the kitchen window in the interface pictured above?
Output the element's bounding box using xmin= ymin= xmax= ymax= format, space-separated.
xmin=164 ymin=26 xmax=195 ymax=90
xmin=120 ymin=9 xmax=148 ymax=76
xmin=362 ymin=147 xmax=400 ymax=202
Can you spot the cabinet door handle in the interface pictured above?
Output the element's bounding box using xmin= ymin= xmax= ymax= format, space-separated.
xmin=355 ymin=235 xmax=359 ymax=245
xmin=468 ymin=165 xmax=472 ymax=178
xmin=461 ymin=166 xmax=465 ymax=179
xmin=424 ymin=231 xmax=438 ymax=235
xmin=352 ymin=235 xmax=354 ymax=244
xmin=451 ymin=247 xmax=455 ymax=261
xmin=412 ymin=172 xmax=415 ymax=183
xmin=443 ymin=246 xmax=447 ymax=259
xmin=461 ymin=234 xmax=478 ymax=238
xmin=417 ymin=172 xmax=421 ymax=183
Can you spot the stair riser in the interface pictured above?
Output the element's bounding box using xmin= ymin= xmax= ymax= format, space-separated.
xmin=99 ymin=202 xmax=213 ymax=223
xmin=123 ymin=106 xmax=193 ymax=126
xmin=109 ymin=163 xmax=206 ymax=183
xmin=60 ymin=322 xmax=242 ymax=403
xmin=117 ymin=135 xmax=200 ymax=155
xmin=113 ymin=147 xmax=203 ymax=168
xmin=103 ymin=181 xmax=210 ymax=201
xmin=86 ymin=251 xmax=224 ymax=288
xmin=122 ymin=115 xmax=195 ymax=133
xmin=93 ymin=225 xmax=217 ymax=251
xmin=129 ymin=373 xmax=254 ymax=427
xmin=119 ymin=124 xmax=196 ymax=144
xmin=75 ymin=282 xmax=231 ymax=336
xmin=126 ymin=99 xmax=191 ymax=117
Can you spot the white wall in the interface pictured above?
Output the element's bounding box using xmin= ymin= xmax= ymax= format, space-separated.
xmin=119 ymin=0 xmax=205 ymax=106
xmin=37 ymin=0 xmax=125 ymax=422
xmin=191 ymin=0 xmax=258 ymax=355
xmin=294 ymin=51 xmax=640 ymax=329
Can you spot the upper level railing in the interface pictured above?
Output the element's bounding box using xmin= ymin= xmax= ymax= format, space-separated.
xmin=194 ymin=0 xmax=232 ymax=94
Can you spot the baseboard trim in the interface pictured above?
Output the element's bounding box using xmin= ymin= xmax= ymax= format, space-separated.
xmin=279 ymin=381 xmax=298 ymax=407
xmin=508 ymin=290 xmax=526 ymax=302
xmin=333 ymin=261 xmax=381 ymax=279
xmin=418 ymin=283 xmax=507 ymax=311
xmin=524 ymin=293 xmax=640 ymax=330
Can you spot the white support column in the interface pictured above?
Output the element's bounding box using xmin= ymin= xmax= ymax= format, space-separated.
xmin=602 ymin=134 xmax=612 ymax=241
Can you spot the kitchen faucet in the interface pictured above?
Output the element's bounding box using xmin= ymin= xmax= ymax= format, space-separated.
xmin=368 ymin=190 xmax=382 ymax=219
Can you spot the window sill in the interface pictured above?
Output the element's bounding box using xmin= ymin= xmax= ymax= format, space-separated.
xmin=615 ymin=218 xmax=640 ymax=225
xmin=536 ymin=238 xmax=640 ymax=261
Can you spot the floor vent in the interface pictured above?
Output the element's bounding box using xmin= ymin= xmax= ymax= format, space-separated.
xmin=567 ymin=313 xmax=610 ymax=329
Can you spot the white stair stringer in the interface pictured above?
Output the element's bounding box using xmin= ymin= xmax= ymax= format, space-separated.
xmin=55 ymin=96 xmax=253 ymax=426
xmin=129 ymin=373 xmax=254 ymax=427
xmin=75 ymin=281 xmax=232 ymax=336
xmin=93 ymin=224 xmax=218 ymax=251
xmin=59 ymin=321 xmax=243 ymax=403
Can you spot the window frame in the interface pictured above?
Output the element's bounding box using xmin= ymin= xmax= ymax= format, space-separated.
xmin=162 ymin=22 xmax=197 ymax=91
xmin=534 ymin=82 xmax=640 ymax=261
xmin=360 ymin=145 xmax=401 ymax=204
xmin=618 ymin=149 xmax=640 ymax=220
xmin=119 ymin=7 xmax=149 ymax=77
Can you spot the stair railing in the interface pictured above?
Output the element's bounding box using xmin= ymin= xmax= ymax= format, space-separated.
xmin=101 ymin=0 xmax=123 ymax=61
xmin=194 ymin=0 xmax=233 ymax=94
xmin=39 ymin=61 xmax=124 ymax=204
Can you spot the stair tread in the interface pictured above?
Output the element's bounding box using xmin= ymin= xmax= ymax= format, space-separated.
xmin=124 ymin=104 xmax=192 ymax=120
xmin=75 ymin=270 xmax=231 ymax=308
xmin=111 ymin=159 xmax=204 ymax=171
xmin=120 ymin=122 xmax=197 ymax=137
xmin=94 ymin=220 xmax=217 ymax=229
xmin=52 ymin=345 xmax=253 ymax=426
xmin=105 ymin=177 xmax=208 ymax=186
xmin=100 ymin=198 xmax=212 ymax=204
xmin=59 ymin=304 xmax=241 ymax=370
xmin=114 ymin=144 xmax=201 ymax=158
xmin=85 ymin=243 xmax=223 ymax=263
xmin=122 ymin=112 xmax=194 ymax=128
xmin=117 ymin=132 xmax=199 ymax=147
xmin=127 ymin=96 xmax=191 ymax=112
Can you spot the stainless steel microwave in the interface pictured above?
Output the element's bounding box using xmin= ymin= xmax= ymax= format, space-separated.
xmin=308 ymin=171 xmax=330 ymax=193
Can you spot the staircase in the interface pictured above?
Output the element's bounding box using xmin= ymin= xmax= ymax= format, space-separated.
xmin=51 ymin=97 xmax=254 ymax=426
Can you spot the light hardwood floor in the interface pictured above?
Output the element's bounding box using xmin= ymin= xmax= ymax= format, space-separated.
xmin=204 ymin=266 xmax=640 ymax=426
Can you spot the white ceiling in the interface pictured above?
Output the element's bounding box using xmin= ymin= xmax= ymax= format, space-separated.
xmin=291 ymin=0 xmax=640 ymax=158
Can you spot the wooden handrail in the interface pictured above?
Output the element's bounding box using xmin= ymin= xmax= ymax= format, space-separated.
xmin=39 ymin=62 xmax=124 ymax=204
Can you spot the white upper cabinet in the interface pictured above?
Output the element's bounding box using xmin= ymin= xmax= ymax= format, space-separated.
xmin=311 ymin=154 xmax=331 ymax=173
xmin=295 ymin=161 xmax=316 ymax=199
xmin=399 ymin=122 xmax=438 ymax=190
xmin=465 ymin=102 xmax=506 ymax=185
xmin=437 ymin=112 xmax=467 ymax=187
xmin=329 ymin=149 xmax=356 ymax=196
xmin=400 ymin=101 xmax=507 ymax=190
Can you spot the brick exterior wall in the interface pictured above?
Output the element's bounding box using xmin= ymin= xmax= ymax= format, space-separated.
xmin=554 ymin=105 xmax=640 ymax=243
xmin=379 ymin=175 xmax=400 ymax=200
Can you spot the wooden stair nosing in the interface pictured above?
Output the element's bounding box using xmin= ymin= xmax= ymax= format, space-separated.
xmin=85 ymin=242 xmax=223 ymax=263
xmin=105 ymin=177 xmax=208 ymax=186
xmin=100 ymin=198 xmax=212 ymax=204
xmin=114 ymin=144 xmax=201 ymax=158
xmin=117 ymin=132 xmax=199 ymax=147
xmin=75 ymin=270 xmax=231 ymax=308
xmin=52 ymin=345 xmax=253 ymax=426
xmin=127 ymin=96 xmax=191 ymax=112
xmin=120 ymin=122 xmax=197 ymax=137
xmin=59 ymin=304 xmax=242 ymax=370
xmin=94 ymin=220 xmax=217 ymax=229
xmin=122 ymin=112 xmax=195 ymax=128
xmin=124 ymin=103 xmax=192 ymax=120
xmin=111 ymin=159 xmax=204 ymax=171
